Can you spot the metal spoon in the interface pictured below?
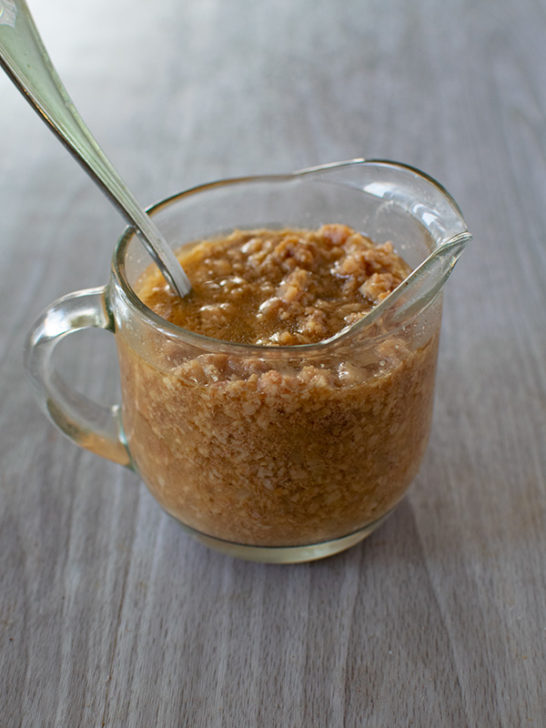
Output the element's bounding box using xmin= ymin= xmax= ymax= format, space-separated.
xmin=0 ymin=0 xmax=191 ymax=297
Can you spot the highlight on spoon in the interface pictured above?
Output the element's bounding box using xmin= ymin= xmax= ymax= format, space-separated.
xmin=0 ymin=0 xmax=191 ymax=298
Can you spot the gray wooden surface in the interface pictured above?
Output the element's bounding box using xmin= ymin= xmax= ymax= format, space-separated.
xmin=1 ymin=0 xmax=545 ymax=725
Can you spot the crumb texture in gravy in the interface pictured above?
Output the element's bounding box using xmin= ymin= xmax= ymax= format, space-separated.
xmin=120 ymin=224 xmax=440 ymax=547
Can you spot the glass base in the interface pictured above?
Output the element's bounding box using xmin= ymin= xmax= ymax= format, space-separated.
xmin=176 ymin=508 xmax=395 ymax=563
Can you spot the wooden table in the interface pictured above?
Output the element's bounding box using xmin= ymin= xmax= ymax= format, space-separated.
xmin=1 ymin=0 xmax=544 ymax=724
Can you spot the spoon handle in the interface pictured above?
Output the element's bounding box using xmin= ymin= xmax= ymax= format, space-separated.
xmin=0 ymin=0 xmax=191 ymax=297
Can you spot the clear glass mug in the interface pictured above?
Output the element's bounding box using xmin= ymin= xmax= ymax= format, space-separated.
xmin=25 ymin=160 xmax=471 ymax=563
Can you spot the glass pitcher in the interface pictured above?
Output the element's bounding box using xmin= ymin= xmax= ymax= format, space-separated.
xmin=25 ymin=159 xmax=471 ymax=563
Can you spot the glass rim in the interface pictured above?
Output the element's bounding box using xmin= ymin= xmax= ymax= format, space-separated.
xmin=111 ymin=158 xmax=470 ymax=354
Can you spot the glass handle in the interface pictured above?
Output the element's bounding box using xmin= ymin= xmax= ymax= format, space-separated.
xmin=24 ymin=286 xmax=131 ymax=468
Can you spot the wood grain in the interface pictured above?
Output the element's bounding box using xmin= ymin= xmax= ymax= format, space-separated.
xmin=1 ymin=0 xmax=544 ymax=725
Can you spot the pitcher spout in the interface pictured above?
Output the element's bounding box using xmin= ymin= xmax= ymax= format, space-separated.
xmin=377 ymin=229 xmax=472 ymax=327
xmin=300 ymin=159 xmax=472 ymax=343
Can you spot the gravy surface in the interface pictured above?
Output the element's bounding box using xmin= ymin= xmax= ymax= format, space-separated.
xmin=136 ymin=224 xmax=411 ymax=345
